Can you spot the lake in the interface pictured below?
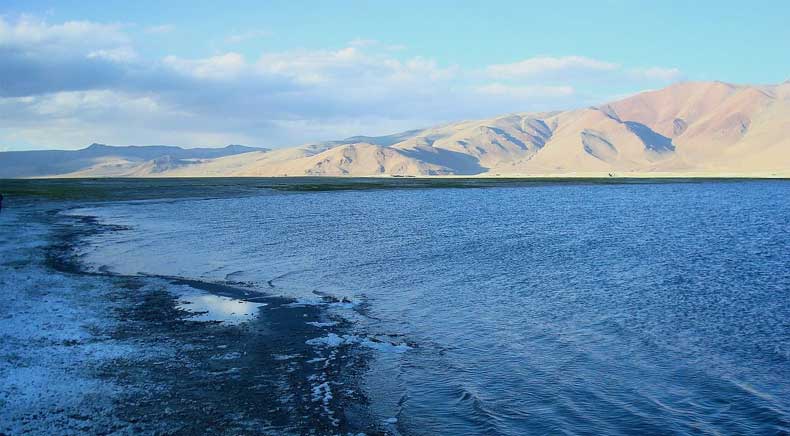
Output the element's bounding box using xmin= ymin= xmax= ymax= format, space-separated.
xmin=32 ymin=178 xmax=790 ymax=434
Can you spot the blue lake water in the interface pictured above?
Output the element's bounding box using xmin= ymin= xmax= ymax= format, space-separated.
xmin=72 ymin=180 xmax=790 ymax=434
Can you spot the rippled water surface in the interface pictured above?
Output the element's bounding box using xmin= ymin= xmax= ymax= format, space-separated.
xmin=72 ymin=180 xmax=790 ymax=434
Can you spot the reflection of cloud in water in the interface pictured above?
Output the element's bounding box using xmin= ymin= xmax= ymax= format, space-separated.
xmin=177 ymin=293 xmax=267 ymax=325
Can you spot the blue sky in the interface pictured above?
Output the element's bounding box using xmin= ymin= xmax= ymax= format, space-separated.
xmin=1 ymin=0 xmax=788 ymax=150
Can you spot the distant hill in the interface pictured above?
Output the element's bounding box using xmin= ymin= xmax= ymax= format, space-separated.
xmin=0 ymin=144 xmax=267 ymax=178
xmin=2 ymin=81 xmax=788 ymax=178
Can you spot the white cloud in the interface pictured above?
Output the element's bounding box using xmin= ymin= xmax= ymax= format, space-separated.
xmin=87 ymin=46 xmax=138 ymax=62
xmin=0 ymin=90 xmax=238 ymax=148
xmin=164 ymin=53 xmax=247 ymax=80
xmin=487 ymin=56 xmax=619 ymax=79
xmin=0 ymin=16 xmax=684 ymax=150
xmin=485 ymin=56 xmax=681 ymax=87
xmin=348 ymin=38 xmax=378 ymax=47
xmin=349 ymin=38 xmax=406 ymax=51
xmin=252 ymin=47 xmax=455 ymax=86
xmin=476 ymin=83 xmax=575 ymax=98
xmin=144 ymin=24 xmax=174 ymax=34
xmin=255 ymin=48 xmax=354 ymax=84
xmin=225 ymin=29 xmax=270 ymax=44
xmin=0 ymin=15 xmax=129 ymax=53
xmin=23 ymin=90 xmax=164 ymax=117
xmin=0 ymin=16 xmax=138 ymax=96
xmin=629 ymin=66 xmax=682 ymax=81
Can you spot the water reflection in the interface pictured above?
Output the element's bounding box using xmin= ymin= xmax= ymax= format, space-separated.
xmin=176 ymin=290 xmax=266 ymax=325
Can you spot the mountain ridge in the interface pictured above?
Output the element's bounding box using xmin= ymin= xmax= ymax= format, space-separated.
xmin=1 ymin=81 xmax=788 ymax=178
xmin=0 ymin=144 xmax=267 ymax=178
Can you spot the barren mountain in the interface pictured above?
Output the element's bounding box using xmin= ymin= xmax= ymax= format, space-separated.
xmin=2 ymin=81 xmax=788 ymax=178
xmin=0 ymin=144 xmax=266 ymax=178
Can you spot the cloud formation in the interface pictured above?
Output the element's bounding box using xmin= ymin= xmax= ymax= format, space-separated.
xmin=475 ymin=84 xmax=576 ymax=101
xmin=225 ymin=29 xmax=270 ymax=44
xmin=487 ymin=56 xmax=619 ymax=80
xmin=0 ymin=16 xmax=683 ymax=150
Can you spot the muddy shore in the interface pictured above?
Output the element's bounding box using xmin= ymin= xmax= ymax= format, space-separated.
xmin=1 ymin=202 xmax=383 ymax=435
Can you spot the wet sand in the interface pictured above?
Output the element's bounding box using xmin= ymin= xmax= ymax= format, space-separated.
xmin=1 ymin=203 xmax=383 ymax=434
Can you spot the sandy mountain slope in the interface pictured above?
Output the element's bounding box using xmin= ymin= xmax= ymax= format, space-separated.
xmin=2 ymin=81 xmax=788 ymax=178
xmin=603 ymin=81 xmax=790 ymax=172
xmin=168 ymin=81 xmax=786 ymax=177
xmin=166 ymin=143 xmax=455 ymax=177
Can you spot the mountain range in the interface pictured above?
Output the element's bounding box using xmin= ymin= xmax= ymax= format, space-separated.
xmin=1 ymin=81 xmax=788 ymax=178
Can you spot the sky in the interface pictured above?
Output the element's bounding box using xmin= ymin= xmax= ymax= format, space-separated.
xmin=1 ymin=0 xmax=788 ymax=151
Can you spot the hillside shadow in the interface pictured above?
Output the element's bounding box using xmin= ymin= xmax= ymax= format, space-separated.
xmin=399 ymin=147 xmax=486 ymax=175
xmin=624 ymin=122 xmax=675 ymax=153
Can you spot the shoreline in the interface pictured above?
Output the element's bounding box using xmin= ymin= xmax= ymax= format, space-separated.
xmin=2 ymin=201 xmax=383 ymax=434
xmin=14 ymin=171 xmax=790 ymax=180
xmin=1 ymin=177 xmax=786 ymax=205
